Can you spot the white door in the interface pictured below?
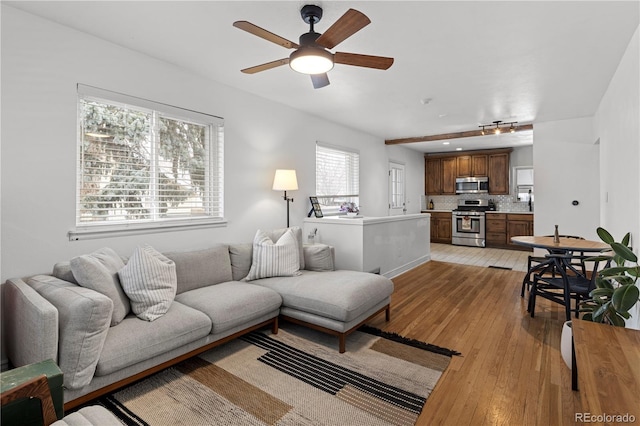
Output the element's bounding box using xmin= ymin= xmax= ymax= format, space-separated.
xmin=388 ymin=161 xmax=406 ymax=215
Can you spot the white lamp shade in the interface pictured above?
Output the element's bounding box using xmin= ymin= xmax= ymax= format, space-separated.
xmin=272 ymin=169 xmax=298 ymax=191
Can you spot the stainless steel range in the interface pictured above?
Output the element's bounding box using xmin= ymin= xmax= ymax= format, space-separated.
xmin=452 ymin=199 xmax=491 ymax=247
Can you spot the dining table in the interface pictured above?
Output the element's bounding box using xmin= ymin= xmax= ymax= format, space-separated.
xmin=510 ymin=235 xmax=610 ymax=253
xmin=511 ymin=235 xmax=612 ymax=392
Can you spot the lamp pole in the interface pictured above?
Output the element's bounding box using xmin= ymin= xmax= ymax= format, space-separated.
xmin=283 ymin=190 xmax=294 ymax=227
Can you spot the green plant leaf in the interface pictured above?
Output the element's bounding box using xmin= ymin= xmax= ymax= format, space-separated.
xmin=582 ymin=313 xmax=593 ymax=321
xmin=597 ymin=227 xmax=615 ymax=244
xmin=611 ymin=242 xmax=638 ymax=263
xmin=611 ymin=284 xmax=640 ymax=312
xmin=595 ymin=277 xmax=614 ymax=290
xmin=621 ymin=232 xmax=631 ymax=247
xmin=599 ymin=266 xmax=632 ymax=276
xmin=592 ymin=302 xmax=609 ymax=322
xmin=590 ymin=287 xmax=614 ymax=298
xmin=609 ymin=311 xmax=626 ymax=327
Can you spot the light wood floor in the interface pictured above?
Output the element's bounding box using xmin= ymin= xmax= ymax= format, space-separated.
xmin=367 ymin=259 xmax=579 ymax=426
xmin=430 ymin=243 xmax=531 ymax=272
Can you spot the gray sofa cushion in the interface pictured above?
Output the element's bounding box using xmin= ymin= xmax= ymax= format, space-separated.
xmin=303 ymin=244 xmax=335 ymax=271
xmin=70 ymin=248 xmax=130 ymax=326
xmin=229 ymin=243 xmax=252 ymax=281
xmin=175 ymin=282 xmax=282 ymax=335
xmin=27 ymin=275 xmax=113 ymax=390
xmin=52 ymin=405 xmax=122 ymax=426
xmin=251 ymin=270 xmax=394 ymax=323
xmin=95 ymin=301 xmax=211 ymax=376
xmin=52 ymin=261 xmax=78 ymax=284
xmin=164 ymin=245 xmax=232 ymax=294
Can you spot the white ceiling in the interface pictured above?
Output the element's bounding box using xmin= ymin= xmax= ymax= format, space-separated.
xmin=6 ymin=1 xmax=639 ymax=153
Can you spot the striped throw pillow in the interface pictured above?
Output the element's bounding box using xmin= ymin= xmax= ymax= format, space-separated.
xmin=118 ymin=245 xmax=177 ymax=321
xmin=245 ymin=229 xmax=301 ymax=281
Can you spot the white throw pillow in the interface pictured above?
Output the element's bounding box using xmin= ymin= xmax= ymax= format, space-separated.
xmin=245 ymin=229 xmax=301 ymax=281
xmin=118 ymin=245 xmax=177 ymax=321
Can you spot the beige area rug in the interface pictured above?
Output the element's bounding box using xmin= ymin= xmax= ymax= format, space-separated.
xmin=97 ymin=325 xmax=457 ymax=426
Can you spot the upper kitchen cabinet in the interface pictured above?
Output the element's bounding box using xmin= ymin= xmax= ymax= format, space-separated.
xmin=457 ymin=154 xmax=488 ymax=177
xmin=425 ymin=157 xmax=456 ymax=195
xmin=425 ymin=148 xmax=512 ymax=195
xmin=425 ymin=157 xmax=442 ymax=194
xmin=488 ymin=152 xmax=510 ymax=194
xmin=442 ymin=157 xmax=456 ymax=194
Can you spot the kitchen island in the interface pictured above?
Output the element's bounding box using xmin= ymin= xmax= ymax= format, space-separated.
xmin=303 ymin=213 xmax=430 ymax=277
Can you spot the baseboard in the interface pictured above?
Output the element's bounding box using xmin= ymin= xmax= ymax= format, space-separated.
xmin=382 ymin=254 xmax=431 ymax=278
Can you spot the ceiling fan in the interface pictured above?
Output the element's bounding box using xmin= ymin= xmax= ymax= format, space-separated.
xmin=233 ymin=5 xmax=394 ymax=89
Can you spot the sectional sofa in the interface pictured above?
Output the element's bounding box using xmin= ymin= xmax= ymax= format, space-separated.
xmin=3 ymin=227 xmax=394 ymax=409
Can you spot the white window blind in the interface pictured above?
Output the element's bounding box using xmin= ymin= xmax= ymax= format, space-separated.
xmin=75 ymin=85 xmax=224 ymax=236
xmin=315 ymin=142 xmax=359 ymax=211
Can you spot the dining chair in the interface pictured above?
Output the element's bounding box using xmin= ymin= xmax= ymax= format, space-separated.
xmin=520 ymin=235 xmax=586 ymax=298
xmin=528 ymin=252 xmax=609 ymax=321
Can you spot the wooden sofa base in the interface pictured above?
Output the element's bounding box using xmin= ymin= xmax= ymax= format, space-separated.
xmin=64 ymin=316 xmax=279 ymax=411
xmin=280 ymin=304 xmax=391 ymax=353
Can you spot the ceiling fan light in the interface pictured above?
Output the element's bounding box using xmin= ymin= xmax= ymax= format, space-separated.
xmin=290 ymin=47 xmax=334 ymax=74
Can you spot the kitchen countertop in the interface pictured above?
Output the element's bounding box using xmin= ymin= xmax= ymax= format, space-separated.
xmin=421 ymin=210 xmax=534 ymax=214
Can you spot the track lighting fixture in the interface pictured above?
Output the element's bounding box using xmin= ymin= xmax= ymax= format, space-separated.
xmin=478 ymin=120 xmax=518 ymax=136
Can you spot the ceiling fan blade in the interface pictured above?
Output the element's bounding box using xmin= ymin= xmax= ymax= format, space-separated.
xmin=311 ymin=73 xmax=330 ymax=89
xmin=233 ymin=21 xmax=299 ymax=49
xmin=334 ymin=52 xmax=394 ymax=70
xmin=241 ymin=58 xmax=289 ymax=74
xmin=315 ymin=9 xmax=370 ymax=49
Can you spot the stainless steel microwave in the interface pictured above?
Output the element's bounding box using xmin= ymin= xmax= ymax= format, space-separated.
xmin=455 ymin=177 xmax=489 ymax=194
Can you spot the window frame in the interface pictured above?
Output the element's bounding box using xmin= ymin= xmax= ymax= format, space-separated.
xmin=315 ymin=141 xmax=360 ymax=215
xmin=70 ymin=84 xmax=225 ymax=240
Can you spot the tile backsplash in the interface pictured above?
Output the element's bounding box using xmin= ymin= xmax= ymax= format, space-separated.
xmin=421 ymin=193 xmax=533 ymax=212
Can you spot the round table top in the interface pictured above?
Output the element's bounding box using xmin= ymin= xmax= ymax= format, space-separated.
xmin=510 ymin=236 xmax=611 ymax=252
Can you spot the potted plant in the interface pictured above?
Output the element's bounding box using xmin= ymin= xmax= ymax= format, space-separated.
xmin=561 ymin=227 xmax=639 ymax=368
xmin=339 ymin=202 xmax=360 ymax=216
xmin=580 ymin=227 xmax=640 ymax=326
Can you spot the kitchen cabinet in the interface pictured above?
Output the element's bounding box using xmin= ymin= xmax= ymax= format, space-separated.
xmin=430 ymin=212 xmax=452 ymax=244
xmin=486 ymin=213 xmax=507 ymax=247
xmin=457 ymin=155 xmax=488 ymax=177
xmin=472 ymin=155 xmax=488 ymax=176
xmin=425 ymin=157 xmax=456 ymax=195
xmin=425 ymin=158 xmax=442 ymax=195
xmin=442 ymin=157 xmax=456 ymax=194
xmin=488 ymin=153 xmax=510 ymax=194
xmin=506 ymin=214 xmax=534 ymax=250
xmin=425 ymin=148 xmax=511 ymax=195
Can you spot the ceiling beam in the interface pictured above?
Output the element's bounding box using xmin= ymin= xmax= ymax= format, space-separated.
xmin=385 ymin=124 xmax=534 ymax=145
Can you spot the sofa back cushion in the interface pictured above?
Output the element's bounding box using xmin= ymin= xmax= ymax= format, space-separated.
xmin=164 ymin=245 xmax=232 ymax=294
xmin=229 ymin=243 xmax=252 ymax=281
xmin=27 ymin=275 xmax=113 ymax=390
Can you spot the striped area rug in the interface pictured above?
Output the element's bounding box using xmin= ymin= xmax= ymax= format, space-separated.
xmin=98 ymin=325 xmax=457 ymax=426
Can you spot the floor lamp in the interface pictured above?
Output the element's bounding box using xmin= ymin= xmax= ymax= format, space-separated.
xmin=272 ymin=169 xmax=298 ymax=227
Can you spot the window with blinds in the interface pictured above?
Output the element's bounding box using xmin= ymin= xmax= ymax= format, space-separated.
xmin=76 ymin=85 xmax=224 ymax=232
xmin=315 ymin=142 xmax=359 ymax=213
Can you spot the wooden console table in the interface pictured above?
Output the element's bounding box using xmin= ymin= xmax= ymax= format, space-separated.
xmin=572 ymin=319 xmax=640 ymax=418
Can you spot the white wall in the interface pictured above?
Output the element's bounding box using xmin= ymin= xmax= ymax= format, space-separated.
xmin=532 ymin=117 xmax=601 ymax=240
xmin=0 ymin=5 xmax=423 ymax=282
xmin=595 ymin=25 xmax=640 ymax=329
